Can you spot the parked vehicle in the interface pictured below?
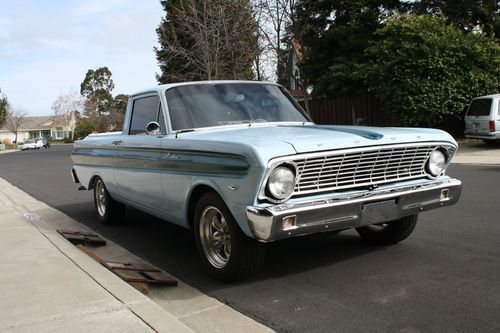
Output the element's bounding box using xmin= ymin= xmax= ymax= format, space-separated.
xmin=21 ymin=139 xmax=43 ymax=150
xmin=464 ymin=94 xmax=500 ymax=144
xmin=42 ymin=138 xmax=51 ymax=148
xmin=71 ymin=81 xmax=462 ymax=281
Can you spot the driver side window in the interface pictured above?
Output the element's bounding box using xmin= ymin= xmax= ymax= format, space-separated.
xmin=129 ymin=95 xmax=162 ymax=135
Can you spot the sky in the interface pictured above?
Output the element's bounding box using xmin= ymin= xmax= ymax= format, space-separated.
xmin=0 ymin=0 xmax=164 ymax=116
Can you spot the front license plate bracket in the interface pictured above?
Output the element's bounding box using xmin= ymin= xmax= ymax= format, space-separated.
xmin=362 ymin=199 xmax=398 ymax=224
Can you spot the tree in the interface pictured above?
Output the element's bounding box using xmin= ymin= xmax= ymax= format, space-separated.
xmin=51 ymin=90 xmax=83 ymax=139
xmin=253 ymin=0 xmax=299 ymax=83
xmin=80 ymin=67 xmax=114 ymax=116
xmin=107 ymin=94 xmax=129 ymax=131
xmin=5 ymin=108 xmax=27 ymax=147
xmin=360 ymin=14 xmax=500 ymax=126
xmin=155 ymin=0 xmax=259 ymax=83
xmin=292 ymin=0 xmax=406 ymax=97
xmin=412 ymin=0 xmax=500 ymax=38
xmin=73 ymin=118 xmax=96 ymax=140
xmin=0 ymin=88 xmax=9 ymax=128
xmin=80 ymin=67 xmax=115 ymax=132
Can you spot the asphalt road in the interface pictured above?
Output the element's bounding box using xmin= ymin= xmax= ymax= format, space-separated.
xmin=1 ymin=145 xmax=499 ymax=332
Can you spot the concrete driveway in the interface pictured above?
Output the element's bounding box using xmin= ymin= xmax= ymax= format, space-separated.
xmin=453 ymin=141 xmax=500 ymax=165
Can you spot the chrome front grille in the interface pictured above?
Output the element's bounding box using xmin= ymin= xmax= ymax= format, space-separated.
xmin=293 ymin=144 xmax=437 ymax=196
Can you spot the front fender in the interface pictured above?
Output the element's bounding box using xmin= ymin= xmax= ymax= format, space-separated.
xmin=186 ymin=165 xmax=266 ymax=238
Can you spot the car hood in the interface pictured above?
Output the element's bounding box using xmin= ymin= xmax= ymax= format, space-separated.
xmin=185 ymin=124 xmax=456 ymax=154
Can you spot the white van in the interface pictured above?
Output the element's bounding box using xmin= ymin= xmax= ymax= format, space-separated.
xmin=464 ymin=94 xmax=500 ymax=144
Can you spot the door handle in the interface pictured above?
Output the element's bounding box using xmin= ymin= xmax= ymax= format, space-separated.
xmin=112 ymin=140 xmax=123 ymax=145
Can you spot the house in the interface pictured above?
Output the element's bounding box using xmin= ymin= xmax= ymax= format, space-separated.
xmin=0 ymin=113 xmax=77 ymax=143
xmin=283 ymin=40 xmax=306 ymax=101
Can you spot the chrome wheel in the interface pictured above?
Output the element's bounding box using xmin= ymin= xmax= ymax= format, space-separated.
xmin=199 ymin=206 xmax=231 ymax=269
xmin=94 ymin=179 xmax=107 ymax=217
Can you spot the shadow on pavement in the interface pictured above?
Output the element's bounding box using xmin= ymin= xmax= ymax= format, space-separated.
xmin=55 ymin=201 xmax=382 ymax=292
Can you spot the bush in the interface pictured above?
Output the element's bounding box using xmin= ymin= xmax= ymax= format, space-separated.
xmin=74 ymin=118 xmax=96 ymax=140
xmin=64 ymin=137 xmax=74 ymax=144
xmin=359 ymin=14 xmax=500 ymax=127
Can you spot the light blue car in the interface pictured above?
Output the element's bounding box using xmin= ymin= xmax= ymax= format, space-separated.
xmin=71 ymin=81 xmax=462 ymax=281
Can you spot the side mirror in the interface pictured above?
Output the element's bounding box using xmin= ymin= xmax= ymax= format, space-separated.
xmin=146 ymin=121 xmax=161 ymax=136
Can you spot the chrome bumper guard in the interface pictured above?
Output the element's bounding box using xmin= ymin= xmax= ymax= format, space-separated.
xmin=246 ymin=177 xmax=462 ymax=242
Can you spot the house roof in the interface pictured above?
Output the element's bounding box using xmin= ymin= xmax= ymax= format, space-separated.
xmin=0 ymin=115 xmax=66 ymax=132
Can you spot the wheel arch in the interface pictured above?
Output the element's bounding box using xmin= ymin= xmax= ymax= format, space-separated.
xmin=87 ymin=173 xmax=102 ymax=190
xmin=186 ymin=184 xmax=220 ymax=229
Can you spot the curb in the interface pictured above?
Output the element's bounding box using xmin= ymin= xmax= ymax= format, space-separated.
xmin=37 ymin=225 xmax=194 ymax=333
xmin=0 ymin=175 xmax=193 ymax=332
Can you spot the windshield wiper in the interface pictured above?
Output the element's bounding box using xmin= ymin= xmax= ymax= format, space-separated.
xmin=174 ymin=128 xmax=196 ymax=138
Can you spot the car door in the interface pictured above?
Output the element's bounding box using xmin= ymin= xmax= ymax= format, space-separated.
xmin=113 ymin=93 xmax=167 ymax=214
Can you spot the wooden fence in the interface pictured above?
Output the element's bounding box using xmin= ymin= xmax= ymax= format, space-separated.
xmin=299 ymin=95 xmax=392 ymax=127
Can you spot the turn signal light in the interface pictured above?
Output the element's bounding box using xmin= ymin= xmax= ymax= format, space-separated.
xmin=490 ymin=120 xmax=495 ymax=132
xmin=440 ymin=189 xmax=450 ymax=201
xmin=282 ymin=215 xmax=297 ymax=230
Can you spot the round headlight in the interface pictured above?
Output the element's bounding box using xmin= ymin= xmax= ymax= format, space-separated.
xmin=427 ymin=149 xmax=446 ymax=176
xmin=267 ymin=166 xmax=296 ymax=200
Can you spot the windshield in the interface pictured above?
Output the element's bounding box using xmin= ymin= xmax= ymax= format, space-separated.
xmin=165 ymin=83 xmax=310 ymax=131
xmin=25 ymin=140 xmax=34 ymax=143
xmin=467 ymin=98 xmax=492 ymax=116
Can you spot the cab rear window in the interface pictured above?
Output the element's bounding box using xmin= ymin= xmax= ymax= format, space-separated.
xmin=467 ymin=98 xmax=492 ymax=116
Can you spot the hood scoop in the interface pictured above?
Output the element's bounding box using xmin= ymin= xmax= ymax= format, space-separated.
xmin=318 ymin=126 xmax=384 ymax=140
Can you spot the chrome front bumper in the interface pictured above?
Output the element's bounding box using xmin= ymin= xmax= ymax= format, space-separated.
xmin=246 ymin=177 xmax=462 ymax=242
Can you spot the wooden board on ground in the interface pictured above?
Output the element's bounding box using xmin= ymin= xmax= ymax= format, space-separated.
xmin=57 ymin=229 xmax=107 ymax=246
xmin=102 ymin=261 xmax=178 ymax=286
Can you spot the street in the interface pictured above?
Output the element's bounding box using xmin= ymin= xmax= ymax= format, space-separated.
xmin=1 ymin=145 xmax=499 ymax=332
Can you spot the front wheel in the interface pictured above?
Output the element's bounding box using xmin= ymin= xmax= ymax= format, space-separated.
xmin=194 ymin=192 xmax=266 ymax=282
xmin=93 ymin=177 xmax=125 ymax=225
xmin=356 ymin=215 xmax=418 ymax=246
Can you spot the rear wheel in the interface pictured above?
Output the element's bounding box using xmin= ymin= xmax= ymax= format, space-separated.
xmin=93 ymin=177 xmax=125 ymax=225
xmin=194 ymin=192 xmax=266 ymax=282
xmin=356 ymin=215 xmax=418 ymax=246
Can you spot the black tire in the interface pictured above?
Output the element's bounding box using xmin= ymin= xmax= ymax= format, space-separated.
xmin=193 ymin=192 xmax=266 ymax=282
xmin=356 ymin=215 xmax=418 ymax=246
xmin=93 ymin=177 xmax=125 ymax=225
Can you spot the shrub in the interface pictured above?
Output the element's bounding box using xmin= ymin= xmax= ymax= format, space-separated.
xmin=359 ymin=14 xmax=500 ymax=127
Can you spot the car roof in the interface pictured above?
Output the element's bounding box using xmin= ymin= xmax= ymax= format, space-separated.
xmin=129 ymin=80 xmax=280 ymax=97
xmin=473 ymin=93 xmax=500 ymax=99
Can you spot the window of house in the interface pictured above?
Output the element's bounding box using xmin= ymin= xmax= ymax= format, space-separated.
xmin=56 ymin=127 xmax=64 ymax=139
xmin=129 ymin=95 xmax=162 ymax=135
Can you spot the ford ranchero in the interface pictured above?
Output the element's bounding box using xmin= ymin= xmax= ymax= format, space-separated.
xmin=71 ymin=81 xmax=462 ymax=281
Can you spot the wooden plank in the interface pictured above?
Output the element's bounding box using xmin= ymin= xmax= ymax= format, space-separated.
xmin=102 ymin=261 xmax=178 ymax=286
xmin=58 ymin=229 xmax=107 ymax=246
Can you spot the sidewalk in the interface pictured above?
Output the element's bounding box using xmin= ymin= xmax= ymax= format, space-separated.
xmin=0 ymin=177 xmax=272 ymax=332
xmin=452 ymin=141 xmax=500 ymax=165
xmin=0 ymin=149 xmax=20 ymax=154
